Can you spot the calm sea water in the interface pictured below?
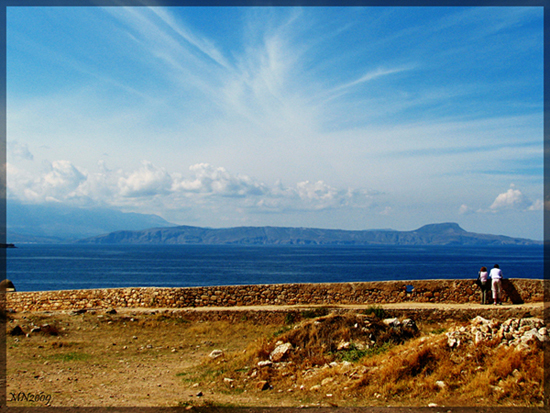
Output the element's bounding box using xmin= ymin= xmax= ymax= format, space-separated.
xmin=5 ymin=244 xmax=544 ymax=292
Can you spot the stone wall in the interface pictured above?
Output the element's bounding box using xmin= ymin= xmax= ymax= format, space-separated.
xmin=5 ymin=278 xmax=544 ymax=313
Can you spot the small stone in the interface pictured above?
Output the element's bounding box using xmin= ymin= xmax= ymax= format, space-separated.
xmin=257 ymin=360 xmax=273 ymax=367
xmin=209 ymin=349 xmax=223 ymax=359
xmin=270 ymin=342 xmax=293 ymax=362
xmin=337 ymin=341 xmax=350 ymax=351
xmin=382 ymin=318 xmax=400 ymax=327
xmin=321 ymin=377 xmax=335 ymax=386
xmin=256 ymin=380 xmax=270 ymax=391
xmin=402 ymin=319 xmax=418 ymax=330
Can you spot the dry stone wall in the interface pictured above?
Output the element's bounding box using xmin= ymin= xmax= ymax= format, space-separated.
xmin=5 ymin=278 xmax=544 ymax=313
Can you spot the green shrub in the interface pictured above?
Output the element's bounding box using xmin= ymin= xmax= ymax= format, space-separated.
xmin=363 ymin=305 xmax=386 ymax=319
xmin=300 ymin=307 xmax=329 ymax=319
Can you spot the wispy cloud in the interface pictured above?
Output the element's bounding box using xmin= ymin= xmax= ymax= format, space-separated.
xmin=331 ymin=66 xmax=413 ymax=94
xmin=6 ymin=7 xmax=543 ymax=238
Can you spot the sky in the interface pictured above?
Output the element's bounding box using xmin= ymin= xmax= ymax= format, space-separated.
xmin=6 ymin=6 xmax=544 ymax=240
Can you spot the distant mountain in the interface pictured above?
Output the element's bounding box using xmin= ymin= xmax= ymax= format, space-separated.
xmin=77 ymin=222 xmax=541 ymax=246
xmin=7 ymin=201 xmax=177 ymax=243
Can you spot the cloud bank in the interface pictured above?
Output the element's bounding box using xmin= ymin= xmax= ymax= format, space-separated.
xmin=6 ymin=157 xmax=381 ymax=218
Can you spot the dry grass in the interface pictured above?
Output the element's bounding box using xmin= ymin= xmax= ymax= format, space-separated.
xmin=6 ymin=308 xmax=545 ymax=408
xmin=195 ymin=313 xmax=544 ymax=407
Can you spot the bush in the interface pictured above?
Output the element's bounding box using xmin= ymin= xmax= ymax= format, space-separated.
xmin=300 ymin=307 xmax=330 ymax=319
xmin=363 ymin=305 xmax=386 ymax=319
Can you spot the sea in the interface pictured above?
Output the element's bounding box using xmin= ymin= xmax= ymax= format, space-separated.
xmin=4 ymin=244 xmax=544 ymax=292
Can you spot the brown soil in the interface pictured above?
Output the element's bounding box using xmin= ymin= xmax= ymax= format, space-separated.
xmin=5 ymin=303 xmax=545 ymax=408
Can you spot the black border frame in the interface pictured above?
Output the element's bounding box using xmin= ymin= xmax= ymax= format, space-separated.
xmin=0 ymin=1 xmax=547 ymax=412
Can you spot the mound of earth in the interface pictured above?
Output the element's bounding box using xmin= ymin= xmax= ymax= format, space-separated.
xmin=261 ymin=313 xmax=419 ymax=366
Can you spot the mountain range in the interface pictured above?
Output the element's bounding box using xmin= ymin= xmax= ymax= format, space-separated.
xmin=7 ymin=201 xmax=540 ymax=246
xmin=7 ymin=201 xmax=176 ymax=243
xmin=78 ymin=222 xmax=540 ymax=246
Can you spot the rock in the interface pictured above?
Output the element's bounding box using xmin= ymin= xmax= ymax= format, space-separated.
xmin=402 ymin=319 xmax=418 ymax=330
xmin=209 ymin=349 xmax=223 ymax=359
xmin=446 ymin=317 xmax=548 ymax=349
xmin=256 ymin=380 xmax=270 ymax=391
xmin=257 ymin=360 xmax=273 ymax=367
xmin=321 ymin=377 xmax=335 ymax=386
xmin=520 ymin=329 xmax=542 ymax=343
xmin=0 ymin=279 xmax=16 ymax=292
xmin=383 ymin=318 xmax=400 ymax=327
xmin=435 ymin=381 xmax=446 ymax=389
xmin=471 ymin=316 xmax=490 ymax=325
xmin=270 ymin=342 xmax=292 ymax=362
xmin=40 ymin=324 xmax=59 ymax=336
xmin=337 ymin=340 xmax=350 ymax=351
xmin=310 ymin=385 xmax=321 ymax=391
xmin=446 ymin=331 xmax=462 ymax=348
xmin=9 ymin=325 xmax=25 ymax=336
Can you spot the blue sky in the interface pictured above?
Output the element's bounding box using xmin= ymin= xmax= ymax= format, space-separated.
xmin=6 ymin=6 xmax=544 ymax=239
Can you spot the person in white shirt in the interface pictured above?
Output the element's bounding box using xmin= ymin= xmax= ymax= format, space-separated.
xmin=489 ymin=264 xmax=503 ymax=305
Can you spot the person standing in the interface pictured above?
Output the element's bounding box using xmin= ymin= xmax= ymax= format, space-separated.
xmin=489 ymin=264 xmax=503 ymax=305
xmin=478 ymin=267 xmax=490 ymax=304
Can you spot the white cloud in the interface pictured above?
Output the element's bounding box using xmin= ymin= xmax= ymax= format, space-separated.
xmin=489 ymin=185 xmax=531 ymax=211
xmin=173 ymin=163 xmax=266 ymax=197
xmin=7 ymin=141 xmax=33 ymax=161
xmin=458 ymin=204 xmax=472 ymax=215
xmin=296 ymin=180 xmax=337 ymax=201
xmin=7 ymin=160 xmax=88 ymax=204
xmin=7 ymin=159 xmax=382 ymax=218
xmin=476 ymin=184 xmax=541 ymax=214
xmin=41 ymin=160 xmax=88 ymax=202
xmin=528 ymin=199 xmax=543 ymax=211
xmin=118 ymin=160 xmax=172 ymax=198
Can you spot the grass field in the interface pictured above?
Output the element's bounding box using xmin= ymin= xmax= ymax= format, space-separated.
xmin=6 ymin=307 xmax=544 ymax=408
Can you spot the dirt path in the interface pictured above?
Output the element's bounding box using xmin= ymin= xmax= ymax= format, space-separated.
xmin=115 ymin=301 xmax=545 ymax=313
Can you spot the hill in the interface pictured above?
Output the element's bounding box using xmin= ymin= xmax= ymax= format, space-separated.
xmin=77 ymin=222 xmax=540 ymax=246
xmin=7 ymin=201 xmax=176 ymax=243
